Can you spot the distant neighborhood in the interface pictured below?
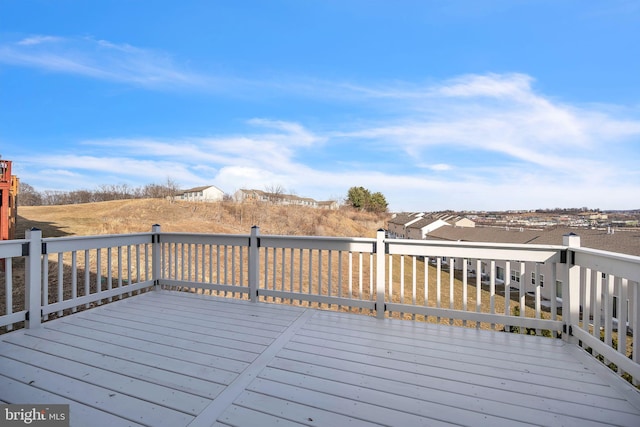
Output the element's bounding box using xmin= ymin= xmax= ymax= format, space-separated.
xmin=387 ymin=209 xmax=640 ymax=257
xmin=173 ymin=185 xmax=339 ymax=210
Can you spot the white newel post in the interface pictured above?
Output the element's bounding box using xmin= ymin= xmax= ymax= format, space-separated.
xmin=249 ymin=226 xmax=259 ymax=303
xmin=563 ymin=233 xmax=581 ymax=344
xmin=376 ymin=229 xmax=386 ymax=319
xmin=152 ymin=224 xmax=161 ymax=290
xmin=25 ymin=228 xmax=42 ymax=329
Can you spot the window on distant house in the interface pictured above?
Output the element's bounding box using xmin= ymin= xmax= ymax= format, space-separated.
xmin=556 ymin=280 xmax=562 ymax=299
xmin=540 ymin=274 xmax=544 ymax=287
xmin=531 ymin=272 xmax=536 ymax=285
xmin=496 ymin=266 xmax=504 ymax=281
xmin=511 ymin=270 xmax=520 ymax=283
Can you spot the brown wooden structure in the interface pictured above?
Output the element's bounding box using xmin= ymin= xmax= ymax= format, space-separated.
xmin=0 ymin=159 xmax=18 ymax=242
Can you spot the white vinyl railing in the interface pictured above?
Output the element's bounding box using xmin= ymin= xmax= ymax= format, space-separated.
xmin=0 ymin=225 xmax=638 ymax=385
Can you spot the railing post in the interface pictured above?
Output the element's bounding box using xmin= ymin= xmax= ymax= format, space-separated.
xmin=25 ymin=228 xmax=42 ymax=328
xmin=249 ymin=226 xmax=259 ymax=303
xmin=152 ymin=224 xmax=161 ymax=290
xmin=376 ymin=229 xmax=386 ymax=319
xmin=563 ymin=233 xmax=581 ymax=344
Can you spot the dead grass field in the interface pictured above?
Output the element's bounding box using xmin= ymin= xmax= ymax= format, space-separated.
xmin=15 ymin=198 xmax=388 ymax=238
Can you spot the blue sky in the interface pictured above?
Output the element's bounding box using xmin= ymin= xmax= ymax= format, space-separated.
xmin=1 ymin=0 xmax=639 ymax=211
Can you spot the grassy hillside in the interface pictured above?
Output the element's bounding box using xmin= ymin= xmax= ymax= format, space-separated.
xmin=16 ymin=198 xmax=389 ymax=238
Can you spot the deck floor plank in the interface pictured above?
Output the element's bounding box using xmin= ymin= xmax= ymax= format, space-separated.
xmin=2 ymin=333 xmax=225 ymax=399
xmin=0 ymin=355 xmax=194 ymax=426
xmin=0 ymin=290 xmax=639 ymax=427
xmin=0 ymin=375 xmax=145 ymax=427
xmin=0 ymin=342 xmax=211 ymax=415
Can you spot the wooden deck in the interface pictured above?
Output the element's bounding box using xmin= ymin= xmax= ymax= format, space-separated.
xmin=1 ymin=290 xmax=639 ymax=427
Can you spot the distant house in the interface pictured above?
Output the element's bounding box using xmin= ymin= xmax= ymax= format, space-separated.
xmin=175 ymin=185 xmax=225 ymax=202
xmin=388 ymin=212 xmax=475 ymax=239
xmin=405 ymin=217 xmax=450 ymax=240
xmin=233 ymin=189 xmax=338 ymax=209
xmin=387 ymin=212 xmax=424 ymax=239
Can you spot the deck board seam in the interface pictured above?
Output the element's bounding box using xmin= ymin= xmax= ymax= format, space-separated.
xmin=187 ymin=308 xmax=316 ymax=427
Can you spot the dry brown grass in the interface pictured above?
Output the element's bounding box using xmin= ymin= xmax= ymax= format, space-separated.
xmin=16 ymin=198 xmax=388 ymax=238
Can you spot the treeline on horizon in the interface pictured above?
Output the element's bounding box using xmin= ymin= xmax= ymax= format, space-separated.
xmin=18 ymin=180 xmax=184 ymax=206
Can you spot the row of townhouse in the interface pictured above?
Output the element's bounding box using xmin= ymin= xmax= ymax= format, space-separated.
xmin=388 ymin=213 xmax=640 ymax=330
xmin=387 ymin=211 xmax=475 ymax=239
xmin=233 ymin=189 xmax=339 ymax=209
xmin=173 ymin=186 xmax=339 ymax=209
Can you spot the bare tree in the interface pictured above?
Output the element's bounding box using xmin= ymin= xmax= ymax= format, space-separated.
xmin=264 ymin=184 xmax=286 ymax=204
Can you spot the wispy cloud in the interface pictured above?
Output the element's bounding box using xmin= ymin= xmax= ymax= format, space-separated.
xmin=11 ymin=71 xmax=640 ymax=210
xmin=0 ymin=35 xmax=207 ymax=89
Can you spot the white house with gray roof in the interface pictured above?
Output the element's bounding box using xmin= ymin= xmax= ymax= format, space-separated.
xmin=175 ymin=185 xmax=225 ymax=202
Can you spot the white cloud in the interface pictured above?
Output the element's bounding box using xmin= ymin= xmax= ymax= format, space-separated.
xmin=9 ymin=71 xmax=640 ymax=210
xmin=17 ymin=35 xmax=63 ymax=46
xmin=0 ymin=35 xmax=207 ymax=89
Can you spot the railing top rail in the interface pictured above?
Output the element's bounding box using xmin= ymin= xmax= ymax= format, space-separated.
xmin=42 ymin=232 xmax=153 ymax=243
xmin=572 ymin=246 xmax=640 ymax=280
xmin=571 ymin=245 xmax=640 ymax=264
xmin=385 ymin=237 xmax=566 ymax=252
xmin=0 ymin=238 xmax=27 ymax=258
xmin=160 ymin=232 xmax=250 ymax=246
xmin=44 ymin=232 xmax=154 ymax=252
xmin=259 ymin=234 xmax=376 ymax=252
xmin=385 ymin=238 xmax=565 ymax=263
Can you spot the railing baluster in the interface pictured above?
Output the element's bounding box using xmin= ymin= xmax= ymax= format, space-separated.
xmin=504 ymin=260 xmax=511 ymax=330
xmin=604 ymin=274 xmax=613 ymax=357
xmin=450 ymin=258 xmax=455 ymax=325
xmin=298 ymin=248 xmax=303 ymax=305
xmin=71 ymin=251 xmax=77 ymax=312
xmin=281 ymin=247 xmax=286 ymax=303
xmin=136 ymin=244 xmax=141 ymax=286
xmin=106 ymin=249 xmax=112 ymax=301
xmin=581 ymin=267 xmax=590 ymax=332
xmin=96 ymin=249 xmax=102 ymax=304
xmin=289 ymin=248 xmax=294 ymax=304
xmin=57 ymin=253 xmax=64 ymax=313
xmin=519 ymin=261 xmax=525 ymax=333
xmin=224 ymin=245 xmax=229 ymax=296
xmin=217 ymin=244 xmax=221 ymax=295
xmin=42 ymin=253 xmax=49 ymax=319
xmin=436 ymin=257 xmax=441 ymax=323
xmin=307 ymin=249 xmax=312 ymax=306
xmin=337 ymin=250 xmax=343 ymax=310
xmin=327 ymin=249 xmax=332 ymax=309
xmin=194 ymin=244 xmax=199 ymax=284
xmin=127 ymin=245 xmax=132 ymax=296
xmin=400 ymin=255 xmax=405 ymax=318
xmin=232 ymin=246 xmax=237 ymax=297
xmin=5 ymin=259 xmax=12 ymax=331
xmin=593 ymin=271 xmax=602 ymax=354
xmin=476 ymin=259 xmax=481 ymax=329
xmin=534 ymin=262 xmax=540 ymax=334
xmin=424 ymin=256 xmax=429 ymax=321
xmin=388 ymin=255 xmax=393 ymax=317
xmin=462 ymin=259 xmax=467 ymax=327
xmin=84 ymin=249 xmax=90 ymax=308
xmin=411 ymin=256 xmax=416 ymax=320
xmin=317 ymin=250 xmax=322 ymax=307
xmin=272 ymin=247 xmax=277 ymax=301
xmin=117 ymin=246 xmax=124 ymax=296
xmin=618 ymin=276 xmax=627 ymax=377
xmin=633 ymin=281 xmax=639 ymax=386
